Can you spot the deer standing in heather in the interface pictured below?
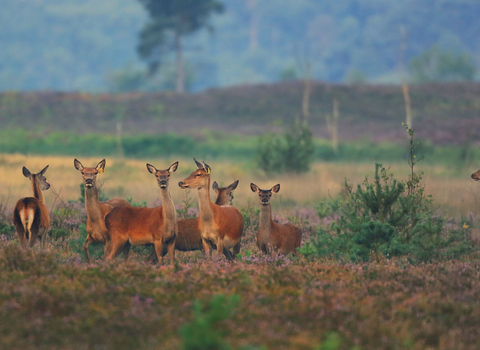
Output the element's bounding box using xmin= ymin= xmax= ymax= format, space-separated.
xmin=250 ymin=183 xmax=302 ymax=255
xmin=104 ymin=162 xmax=179 ymax=263
xmin=148 ymin=180 xmax=240 ymax=262
xmin=472 ymin=169 xmax=480 ymax=181
xmin=74 ymin=159 xmax=131 ymax=263
xmin=178 ymin=159 xmax=244 ymax=260
xmin=13 ymin=165 xmax=51 ymax=250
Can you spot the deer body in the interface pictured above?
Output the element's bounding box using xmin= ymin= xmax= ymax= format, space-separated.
xmin=148 ymin=180 xmax=239 ymax=262
xmin=178 ymin=160 xmax=244 ymax=259
xmin=13 ymin=166 xmax=50 ymax=249
xmin=74 ymin=159 xmax=131 ymax=263
xmin=251 ymin=183 xmax=302 ymax=255
xmin=105 ymin=162 xmax=179 ymax=262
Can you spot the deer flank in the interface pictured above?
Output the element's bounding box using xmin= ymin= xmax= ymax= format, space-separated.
xmin=105 ymin=162 xmax=179 ymax=263
xmin=178 ymin=159 xmax=244 ymax=259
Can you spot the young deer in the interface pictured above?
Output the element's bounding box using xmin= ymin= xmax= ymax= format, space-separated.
xmin=178 ymin=159 xmax=244 ymax=259
xmin=148 ymin=179 xmax=240 ymax=262
xmin=250 ymin=183 xmax=302 ymax=256
xmin=74 ymin=159 xmax=131 ymax=263
xmin=472 ymin=169 xmax=480 ymax=181
xmin=105 ymin=162 xmax=179 ymax=262
xmin=13 ymin=165 xmax=51 ymax=250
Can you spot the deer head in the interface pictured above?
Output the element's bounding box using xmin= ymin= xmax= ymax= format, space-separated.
xmin=23 ymin=165 xmax=50 ymax=190
xmin=74 ymin=159 xmax=105 ymax=188
xmin=213 ymin=180 xmax=239 ymax=204
xmin=178 ymin=158 xmax=211 ymax=189
xmin=472 ymin=169 xmax=480 ymax=181
xmin=250 ymin=183 xmax=280 ymax=206
xmin=146 ymin=161 xmax=179 ymax=188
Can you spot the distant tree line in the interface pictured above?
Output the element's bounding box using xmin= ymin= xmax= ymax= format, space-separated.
xmin=0 ymin=0 xmax=478 ymax=92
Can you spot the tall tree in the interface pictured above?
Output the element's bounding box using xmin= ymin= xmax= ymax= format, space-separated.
xmin=137 ymin=0 xmax=224 ymax=93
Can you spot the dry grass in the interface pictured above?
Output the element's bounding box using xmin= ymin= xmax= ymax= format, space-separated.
xmin=0 ymin=153 xmax=479 ymax=219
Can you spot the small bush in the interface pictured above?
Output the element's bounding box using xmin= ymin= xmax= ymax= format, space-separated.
xmin=180 ymin=294 xmax=240 ymax=350
xmin=256 ymin=119 xmax=314 ymax=174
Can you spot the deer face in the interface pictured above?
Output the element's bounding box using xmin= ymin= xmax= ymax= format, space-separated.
xmin=213 ymin=180 xmax=239 ymax=204
xmin=472 ymin=169 xmax=480 ymax=181
xmin=250 ymin=183 xmax=280 ymax=206
xmin=23 ymin=165 xmax=50 ymax=191
xmin=147 ymin=161 xmax=179 ymax=188
xmin=178 ymin=159 xmax=211 ymax=190
xmin=74 ymin=159 xmax=105 ymax=188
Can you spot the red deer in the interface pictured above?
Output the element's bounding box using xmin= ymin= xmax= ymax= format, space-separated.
xmin=105 ymin=162 xmax=179 ymax=262
xmin=178 ymin=159 xmax=244 ymax=259
xmin=250 ymin=183 xmax=302 ymax=255
xmin=472 ymin=169 xmax=480 ymax=181
xmin=148 ymin=180 xmax=240 ymax=262
xmin=74 ymin=159 xmax=131 ymax=263
xmin=13 ymin=166 xmax=51 ymax=250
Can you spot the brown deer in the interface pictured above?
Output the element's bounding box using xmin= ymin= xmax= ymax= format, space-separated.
xmin=178 ymin=159 xmax=244 ymax=259
xmin=13 ymin=165 xmax=51 ymax=250
xmin=74 ymin=159 xmax=131 ymax=263
xmin=148 ymin=179 xmax=240 ymax=262
xmin=250 ymin=183 xmax=302 ymax=256
xmin=104 ymin=162 xmax=179 ymax=262
xmin=472 ymin=169 xmax=480 ymax=181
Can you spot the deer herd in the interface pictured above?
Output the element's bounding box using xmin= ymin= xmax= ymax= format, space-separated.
xmin=12 ymin=160 xmax=480 ymax=263
xmin=12 ymin=158 xmax=306 ymax=263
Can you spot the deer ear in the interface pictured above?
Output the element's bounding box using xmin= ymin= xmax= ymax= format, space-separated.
xmin=39 ymin=165 xmax=49 ymax=175
xmin=212 ymin=181 xmax=219 ymax=192
xmin=146 ymin=163 xmax=157 ymax=174
xmin=203 ymin=162 xmax=211 ymax=174
xmin=194 ymin=158 xmax=203 ymax=169
xmin=168 ymin=161 xmax=179 ymax=173
xmin=22 ymin=166 xmax=31 ymax=178
xmin=74 ymin=159 xmax=84 ymax=171
xmin=228 ymin=180 xmax=239 ymax=191
xmin=271 ymin=184 xmax=280 ymax=193
xmin=96 ymin=159 xmax=106 ymax=173
xmin=250 ymin=183 xmax=260 ymax=193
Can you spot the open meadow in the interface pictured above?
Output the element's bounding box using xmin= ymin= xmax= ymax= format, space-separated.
xmin=1 ymin=153 xmax=480 ymax=349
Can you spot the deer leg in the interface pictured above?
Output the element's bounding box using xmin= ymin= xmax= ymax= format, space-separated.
xmin=216 ymin=238 xmax=225 ymax=258
xmin=223 ymin=247 xmax=234 ymax=261
xmin=28 ymin=226 xmax=39 ymax=248
xmin=83 ymin=235 xmax=95 ymax=263
xmin=167 ymin=241 xmax=175 ymax=263
xmin=154 ymin=240 xmax=165 ymax=265
xmin=233 ymin=241 xmax=241 ymax=255
xmin=123 ymin=242 xmax=131 ymax=262
xmin=146 ymin=249 xmax=159 ymax=264
xmin=40 ymin=228 xmax=48 ymax=250
xmin=202 ymin=238 xmax=211 ymax=258
xmin=16 ymin=227 xmax=26 ymax=250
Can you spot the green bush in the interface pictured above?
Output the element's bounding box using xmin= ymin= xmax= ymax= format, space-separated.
xmin=256 ymin=119 xmax=314 ymax=174
xmin=313 ymin=127 xmax=477 ymax=263
xmin=180 ymin=294 xmax=240 ymax=350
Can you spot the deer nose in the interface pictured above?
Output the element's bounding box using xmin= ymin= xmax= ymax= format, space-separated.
xmin=178 ymin=181 xmax=184 ymax=187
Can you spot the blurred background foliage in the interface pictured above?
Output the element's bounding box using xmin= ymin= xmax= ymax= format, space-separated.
xmin=0 ymin=0 xmax=479 ymax=92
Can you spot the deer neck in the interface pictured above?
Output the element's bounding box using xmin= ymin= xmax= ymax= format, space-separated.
xmin=198 ymin=178 xmax=214 ymax=223
xmin=84 ymin=185 xmax=104 ymax=223
xmin=258 ymin=204 xmax=273 ymax=241
xmin=31 ymin=177 xmax=44 ymax=204
xmin=159 ymin=187 xmax=177 ymax=226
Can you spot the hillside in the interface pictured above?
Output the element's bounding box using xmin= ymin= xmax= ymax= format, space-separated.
xmin=1 ymin=81 xmax=479 ymax=145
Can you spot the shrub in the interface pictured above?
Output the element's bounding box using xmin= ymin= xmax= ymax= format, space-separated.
xmin=313 ymin=127 xmax=477 ymax=263
xmin=256 ymin=119 xmax=314 ymax=174
xmin=180 ymin=294 xmax=240 ymax=350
